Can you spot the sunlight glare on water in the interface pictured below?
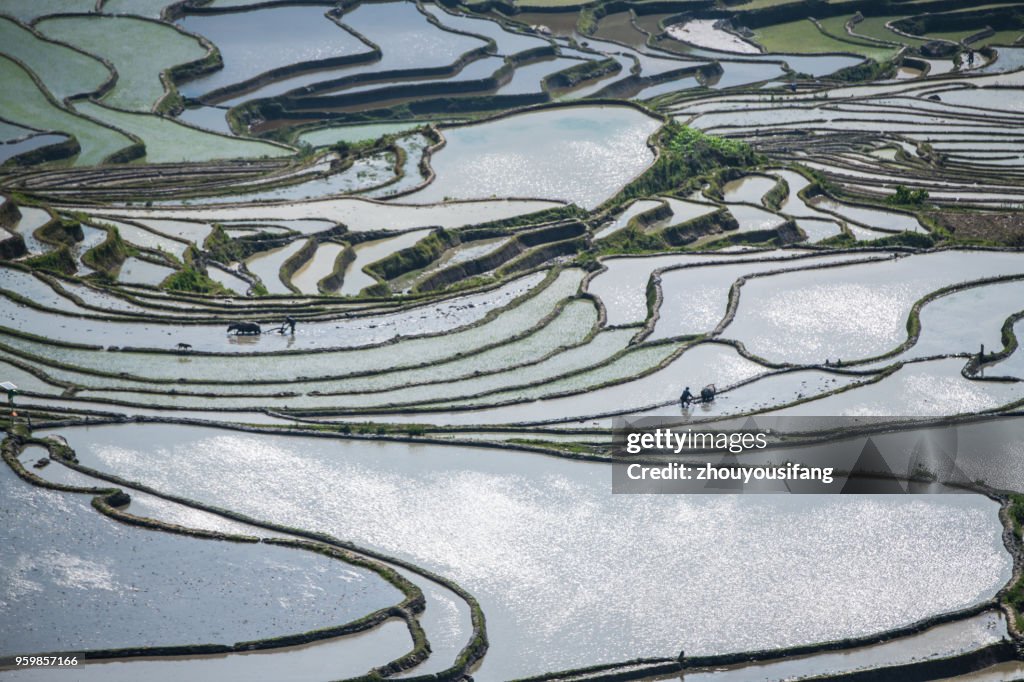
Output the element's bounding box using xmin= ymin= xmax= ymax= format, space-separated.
xmin=63 ymin=424 xmax=1013 ymax=681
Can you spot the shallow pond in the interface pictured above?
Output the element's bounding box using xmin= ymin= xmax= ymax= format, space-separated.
xmin=721 ymin=174 xmax=778 ymax=205
xmin=588 ymin=251 xmax=801 ymax=326
xmin=594 ymin=199 xmax=661 ymax=240
xmin=219 ymin=1 xmax=488 ymax=105
xmin=127 ymin=218 xmax=213 ymax=244
xmin=73 ymin=299 xmax=599 ymax=411
xmin=179 ymin=154 xmax=396 ymax=205
xmin=37 ymin=15 xmax=206 ymax=112
xmin=725 ymin=251 xmax=1024 ymax=365
xmin=347 ymin=342 xmax=762 ymax=425
xmin=100 ymin=219 xmax=188 ymax=260
xmin=364 ymin=133 xmax=433 ymax=199
xmin=176 ymin=106 xmax=234 ymax=135
xmin=683 ymin=611 xmax=1008 ymax=682
xmin=0 ymin=133 xmax=70 ymax=165
xmin=9 ymin=207 xmax=53 ymax=255
xmin=707 ymin=60 xmax=787 ymax=89
xmin=116 ymin=257 xmax=177 ymax=287
xmin=290 ymin=242 xmax=346 ymax=295
xmin=72 ymin=225 xmax=109 ymax=274
xmin=796 ymin=217 xmax=843 ymax=242
xmin=51 ymin=422 xmax=1013 ymax=682
xmin=651 ymin=253 xmax=884 ymax=340
xmin=724 ymin=203 xmax=786 ymax=232
xmin=177 ymin=6 xmax=370 ymax=99
xmin=776 ymin=357 xmax=1024 ymax=417
xmin=665 ymin=20 xmax=761 ymax=54
xmin=0 ymin=270 xmax=546 ymax=355
xmin=883 ymin=279 xmax=1024 ymax=365
xmin=648 ymin=197 xmax=716 ymax=231
xmin=496 ymin=57 xmax=586 ymax=95
xmin=0 ymin=619 xmax=413 ymax=682
xmin=206 ymin=264 xmax=250 ymax=295
xmin=341 ymin=229 xmax=431 ymax=296
xmin=78 ymin=198 xmax=564 ymax=233
xmin=0 ymin=458 xmax=403 ymax=657
xmin=245 ymin=239 xmax=310 ymax=295
xmin=0 ymin=271 xmax=577 ymax=382
xmin=21 ymin=460 xmax=470 ymax=680
xmin=298 ymin=122 xmax=425 ymax=148
xmin=420 ymin=4 xmax=551 ymax=56
xmin=401 ymin=105 xmax=661 ymax=209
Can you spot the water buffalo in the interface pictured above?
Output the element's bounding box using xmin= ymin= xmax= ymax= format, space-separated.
xmin=227 ymin=322 xmax=261 ymax=335
xmin=700 ymin=385 xmax=716 ymax=403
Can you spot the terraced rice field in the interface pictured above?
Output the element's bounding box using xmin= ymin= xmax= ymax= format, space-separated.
xmin=3 ymin=0 xmax=1024 ymax=680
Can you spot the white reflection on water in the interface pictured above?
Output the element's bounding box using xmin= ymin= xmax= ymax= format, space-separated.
xmin=59 ymin=424 xmax=1013 ymax=681
xmin=0 ymin=459 xmax=402 ymax=657
xmin=403 ymin=106 xmax=661 ymax=209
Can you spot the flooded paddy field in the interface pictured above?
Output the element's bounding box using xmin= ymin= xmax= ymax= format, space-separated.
xmin=40 ymin=423 xmax=1013 ymax=681
xmin=4 ymin=0 xmax=1024 ymax=679
xmin=0 ymin=455 xmax=404 ymax=657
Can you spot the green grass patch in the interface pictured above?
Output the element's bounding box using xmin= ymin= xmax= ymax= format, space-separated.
xmin=24 ymin=245 xmax=76 ymax=275
xmin=887 ymin=185 xmax=929 ymax=207
xmin=1003 ymin=493 xmax=1024 ymax=630
xmin=754 ymin=18 xmax=896 ymax=60
xmin=81 ymin=225 xmax=129 ymax=276
xmin=851 ymin=16 xmax=929 ymax=45
xmin=36 ymin=216 xmax=83 ymax=247
xmin=163 ymin=266 xmax=230 ymax=295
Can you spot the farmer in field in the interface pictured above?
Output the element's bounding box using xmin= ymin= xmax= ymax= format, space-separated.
xmin=283 ymin=315 xmax=297 ymax=334
xmin=680 ymin=386 xmax=694 ymax=407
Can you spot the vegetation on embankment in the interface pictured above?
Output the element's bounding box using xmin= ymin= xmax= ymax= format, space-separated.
xmin=163 ymin=266 xmax=230 ymax=295
xmin=81 ymin=225 xmax=129 ymax=276
xmin=365 ymin=229 xmax=456 ymax=282
xmin=35 ymin=216 xmax=84 ymax=247
xmin=1003 ymin=494 xmax=1024 ymax=631
xmin=24 ymin=245 xmax=76 ymax=275
xmin=613 ymin=123 xmax=761 ymax=207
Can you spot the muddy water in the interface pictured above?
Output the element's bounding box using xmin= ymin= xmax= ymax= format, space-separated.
xmin=290 ymin=242 xmax=345 ymax=295
xmin=721 ymin=174 xmax=778 ymax=204
xmin=244 ymin=239 xmax=309 ymax=295
xmin=341 ymin=229 xmax=430 ymax=296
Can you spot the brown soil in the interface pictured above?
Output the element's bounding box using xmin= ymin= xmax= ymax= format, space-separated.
xmin=929 ymin=210 xmax=1024 ymax=245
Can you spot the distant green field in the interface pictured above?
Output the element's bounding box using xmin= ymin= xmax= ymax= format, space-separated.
xmin=817 ymin=14 xmax=902 ymax=57
xmin=854 ymin=11 xmax=1022 ymax=48
xmin=0 ymin=55 xmax=134 ymax=165
xmin=37 ymin=15 xmax=207 ymax=112
xmin=0 ymin=17 xmax=110 ymax=101
xmin=849 ymin=16 xmax=929 ymax=45
xmin=75 ymin=101 xmax=291 ymax=164
xmin=928 ymin=28 xmax=1024 ymax=46
xmin=753 ymin=18 xmax=897 ymax=60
